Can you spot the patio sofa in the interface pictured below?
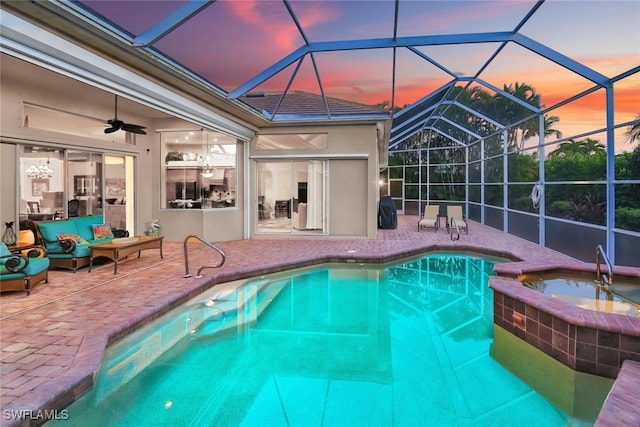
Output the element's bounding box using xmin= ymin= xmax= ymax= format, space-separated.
xmin=0 ymin=242 xmax=49 ymax=295
xmin=29 ymin=215 xmax=114 ymax=272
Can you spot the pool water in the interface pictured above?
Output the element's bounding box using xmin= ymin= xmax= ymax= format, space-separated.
xmin=52 ymin=253 xmax=584 ymax=426
xmin=522 ymin=272 xmax=640 ymax=316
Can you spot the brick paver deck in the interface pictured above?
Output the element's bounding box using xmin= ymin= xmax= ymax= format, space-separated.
xmin=1 ymin=216 xmax=638 ymax=426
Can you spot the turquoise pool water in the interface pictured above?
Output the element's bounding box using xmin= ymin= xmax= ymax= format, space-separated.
xmin=52 ymin=253 xmax=580 ymax=426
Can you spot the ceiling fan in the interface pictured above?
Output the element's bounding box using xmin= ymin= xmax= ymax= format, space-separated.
xmin=104 ymin=95 xmax=147 ymax=134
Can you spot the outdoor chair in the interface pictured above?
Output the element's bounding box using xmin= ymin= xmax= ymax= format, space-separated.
xmin=446 ymin=205 xmax=468 ymax=234
xmin=418 ymin=204 xmax=440 ymax=232
xmin=0 ymin=242 xmax=49 ymax=295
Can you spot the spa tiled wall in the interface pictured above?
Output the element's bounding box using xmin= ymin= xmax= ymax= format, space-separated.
xmin=491 ymin=278 xmax=640 ymax=379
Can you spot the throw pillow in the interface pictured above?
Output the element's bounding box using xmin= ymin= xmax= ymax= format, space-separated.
xmin=57 ymin=233 xmax=89 ymax=245
xmin=92 ymin=224 xmax=113 ymax=240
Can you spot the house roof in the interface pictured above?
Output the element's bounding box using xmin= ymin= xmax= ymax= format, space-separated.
xmin=240 ymin=91 xmax=389 ymax=121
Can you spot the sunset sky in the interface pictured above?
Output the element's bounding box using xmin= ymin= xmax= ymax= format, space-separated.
xmin=81 ymin=0 xmax=639 ymax=148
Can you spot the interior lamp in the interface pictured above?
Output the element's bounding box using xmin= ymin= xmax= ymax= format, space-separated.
xmin=26 ymin=163 xmax=54 ymax=179
xmin=200 ymin=143 xmax=214 ymax=178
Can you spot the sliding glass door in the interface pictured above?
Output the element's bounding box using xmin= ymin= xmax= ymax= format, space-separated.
xmin=18 ymin=145 xmax=133 ymax=233
xmin=256 ymin=160 xmax=326 ymax=234
xmin=19 ymin=146 xmax=65 ymax=221
xmin=104 ymin=155 xmax=134 ymax=232
xmin=67 ymin=150 xmax=103 ymax=218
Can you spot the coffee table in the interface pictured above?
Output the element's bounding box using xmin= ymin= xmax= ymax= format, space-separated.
xmin=89 ymin=235 xmax=164 ymax=274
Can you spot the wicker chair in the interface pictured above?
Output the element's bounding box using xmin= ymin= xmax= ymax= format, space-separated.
xmin=0 ymin=242 xmax=49 ymax=295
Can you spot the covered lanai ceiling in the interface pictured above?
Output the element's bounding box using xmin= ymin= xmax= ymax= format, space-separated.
xmin=1 ymin=0 xmax=639 ymax=146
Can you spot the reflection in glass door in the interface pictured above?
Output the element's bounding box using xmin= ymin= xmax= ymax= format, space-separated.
xmin=104 ymin=155 xmax=133 ymax=233
xmin=67 ymin=150 xmax=103 ymax=218
xmin=19 ymin=146 xmax=64 ymax=221
xmin=256 ymin=160 xmax=326 ymax=234
xmin=389 ymin=178 xmax=404 ymax=214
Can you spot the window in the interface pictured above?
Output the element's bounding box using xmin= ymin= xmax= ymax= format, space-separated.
xmin=255 ymin=134 xmax=327 ymax=150
xmin=161 ymin=130 xmax=238 ymax=209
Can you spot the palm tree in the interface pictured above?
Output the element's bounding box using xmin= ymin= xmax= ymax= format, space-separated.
xmin=582 ymin=138 xmax=606 ymax=155
xmin=548 ymin=138 xmax=605 ymax=158
xmin=625 ymin=114 xmax=640 ymax=143
xmin=500 ymin=82 xmax=562 ymax=152
xmin=519 ymin=114 xmax=563 ymax=151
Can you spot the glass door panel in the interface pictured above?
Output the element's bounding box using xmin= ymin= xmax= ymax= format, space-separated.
xmin=389 ymin=178 xmax=404 ymax=214
xmin=292 ymin=160 xmax=326 ymax=234
xmin=257 ymin=161 xmax=292 ymax=233
xmin=67 ymin=150 xmax=103 ymax=218
xmin=104 ymin=155 xmax=129 ymax=231
xmin=257 ymin=160 xmax=326 ymax=234
xmin=19 ymin=146 xmax=64 ymax=221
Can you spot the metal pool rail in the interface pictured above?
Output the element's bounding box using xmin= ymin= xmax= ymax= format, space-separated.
xmin=596 ymin=244 xmax=613 ymax=286
xmin=450 ymin=217 xmax=460 ymax=242
xmin=183 ymin=235 xmax=226 ymax=278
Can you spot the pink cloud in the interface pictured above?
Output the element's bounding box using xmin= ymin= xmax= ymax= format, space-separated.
xmin=225 ymin=0 xmax=339 ymax=51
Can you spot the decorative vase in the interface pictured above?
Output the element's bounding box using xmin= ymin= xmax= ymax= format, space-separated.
xmin=2 ymin=221 xmax=17 ymax=246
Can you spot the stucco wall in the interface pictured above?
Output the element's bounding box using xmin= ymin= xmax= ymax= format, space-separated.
xmin=250 ymin=123 xmax=381 ymax=239
xmin=0 ymin=143 xmax=18 ymax=227
xmin=2 ymin=55 xmax=385 ymax=243
xmin=0 ymin=57 xmax=247 ymax=243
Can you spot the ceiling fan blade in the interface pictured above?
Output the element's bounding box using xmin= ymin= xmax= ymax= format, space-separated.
xmin=104 ymin=119 xmax=122 ymax=134
xmin=105 ymin=96 xmax=146 ymax=134
xmin=121 ymin=123 xmax=147 ymax=134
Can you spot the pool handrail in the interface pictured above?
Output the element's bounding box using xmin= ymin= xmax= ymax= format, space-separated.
xmin=596 ymin=244 xmax=613 ymax=286
xmin=183 ymin=235 xmax=226 ymax=279
xmin=450 ymin=217 xmax=460 ymax=242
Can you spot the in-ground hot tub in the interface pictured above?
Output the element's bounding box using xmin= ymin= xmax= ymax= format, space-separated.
xmin=519 ymin=271 xmax=640 ymax=316
xmin=490 ymin=264 xmax=640 ymax=379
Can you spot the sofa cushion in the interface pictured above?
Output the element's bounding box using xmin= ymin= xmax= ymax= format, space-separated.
xmin=46 ymin=243 xmax=91 ymax=259
xmin=21 ymin=256 xmax=50 ymax=275
xmin=0 ymin=270 xmax=25 ymax=280
xmin=39 ymin=221 xmax=80 ymax=253
xmin=73 ymin=215 xmax=104 ymax=242
xmin=56 ymin=233 xmax=89 ymax=245
xmin=0 ymin=243 xmax=11 ymax=257
xmin=91 ymin=224 xmax=113 ymax=240
xmin=71 ymin=243 xmax=92 ymax=258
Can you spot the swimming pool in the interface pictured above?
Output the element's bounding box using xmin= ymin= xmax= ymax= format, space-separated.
xmin=52 ymin=253 xmax=593 ymax=426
